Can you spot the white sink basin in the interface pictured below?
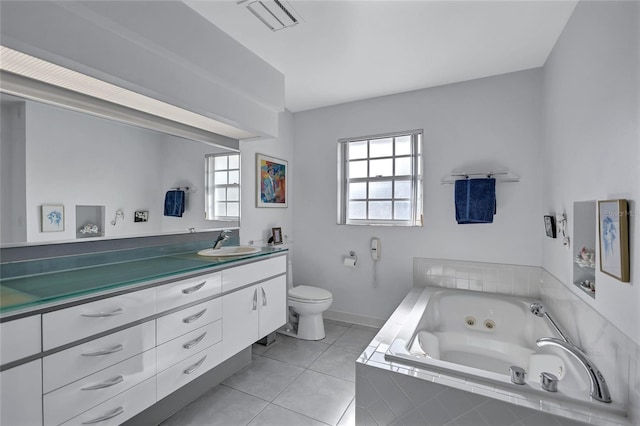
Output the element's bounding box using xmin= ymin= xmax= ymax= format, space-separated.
xmin=197 ymin=246 xmax=262 ymax=257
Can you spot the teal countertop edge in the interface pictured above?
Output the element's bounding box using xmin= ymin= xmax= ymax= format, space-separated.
xmin=0 ymin=247 xmax=287 ymax=318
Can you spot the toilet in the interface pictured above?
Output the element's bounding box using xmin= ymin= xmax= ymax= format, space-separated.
xmin=284 ymin=285 xmax=333 ymax=340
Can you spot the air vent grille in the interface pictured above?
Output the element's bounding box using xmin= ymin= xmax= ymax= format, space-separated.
xmin=239 ymin=0 xmax=303 ymax=32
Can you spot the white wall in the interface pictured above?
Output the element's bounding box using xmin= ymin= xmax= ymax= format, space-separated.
xmin=22 ymin=100 xmax=232 ymax=243
xmin=542 ymin=0 xmax=640 ymax=344
xmin=239 ymin=111 xmax=295 ymax=249
xmin=293 ymin=69 xmax=543 ymax=322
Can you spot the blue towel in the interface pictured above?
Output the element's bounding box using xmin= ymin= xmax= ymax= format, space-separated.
xmin=164 ymin=190 xmax=185 ymax=217
xmin=455 ymin=178 xmax=496 ymax=224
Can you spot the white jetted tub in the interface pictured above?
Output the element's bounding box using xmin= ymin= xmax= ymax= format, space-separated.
xmin=385 ymin=287 xmax=623 ymax=413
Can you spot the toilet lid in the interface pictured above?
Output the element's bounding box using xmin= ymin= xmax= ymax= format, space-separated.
xmin=289 ymin=285 xmax=332 ymax=302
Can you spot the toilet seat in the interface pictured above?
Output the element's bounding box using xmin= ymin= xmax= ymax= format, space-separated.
xmin=288 ymin=285 xmax=332 ymax=303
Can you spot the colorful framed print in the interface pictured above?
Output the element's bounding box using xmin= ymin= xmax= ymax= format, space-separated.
xmin=257 ymin=153 xmax=287 ymax=208
xmin=41 ymin=204 xmax=65 ymax=232
xmin=598 ymin=199 xmax=630 ymax=282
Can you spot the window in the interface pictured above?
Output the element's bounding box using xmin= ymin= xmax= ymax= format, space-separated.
xmin=338 ymin=130 xmax=423 ymax=226
xmin=205 ymin=153 xmax=240 ymax=220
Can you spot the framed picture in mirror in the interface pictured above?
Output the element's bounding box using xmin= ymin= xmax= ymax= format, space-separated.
xmin=598 ymin=199 xmax=629 ymax=282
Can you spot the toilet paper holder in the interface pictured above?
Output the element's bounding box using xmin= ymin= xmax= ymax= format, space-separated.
xmin=344 ymin=251 xmax=358 ymax=267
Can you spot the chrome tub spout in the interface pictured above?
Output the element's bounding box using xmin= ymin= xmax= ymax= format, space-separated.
xmin=536 ymin=337 xmax=611 ymax=403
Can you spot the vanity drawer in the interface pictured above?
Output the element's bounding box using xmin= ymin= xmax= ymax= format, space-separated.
xmin=156 ymin=341 xmax=222 ymax=401
xmin=156 ymin=271 xmax=221 ymax=313
xmin=157 ymin=319 xmax=222 ymax=373
xmin=43 ymin=287 xmax=156 ymax=350
xmin=222 ymin=256 xmax=286 ymax=293
xmin=59 ymin=376 xmax=156 ymax=426
xmin=0 ymin=314 xmax=41 ymax=365
xmin=156 ymin=297 xmax=222 ymax=344
xmin=43 ymin=321 xmax=156 ymax=393
xmin=44 ymin=349 xmax=156 ymax=426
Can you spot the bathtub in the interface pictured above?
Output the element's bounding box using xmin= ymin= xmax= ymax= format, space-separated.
xmin=385 ymin=287 xmax=625 ymax=416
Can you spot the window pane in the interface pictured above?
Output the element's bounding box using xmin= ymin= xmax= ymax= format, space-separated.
xmin=395 ymin=181 xmax=411 ymax=198
xmin=228 ymin=170 xmax=240 ymax=184
xmin=227 ymin=202 xmax=239 ymax=217
xmin=349 ymin=160 xmax=368 ymax=178
xmin=215 ymin=171 xmax=228 ymax=185
xmin=369 ymin=201 xmax=392 ymax=219
xmin=349 ymin=141 xmax=367 ymax=159
xmin=395 ymin=157 xmax=411 ymax=175
xmin=395 ymin=201 xmax=411 ymax=220
xmin=349 ymin=201 xmax=367 ymax=219
xmin=369 ymin=158 xmax=392 ymax=177
xmin=349 ymin=182 xmax=366 ymax=199
xmin=214 ymin=156 xmax=227 ymax=170
xmin=228 ymin=155 xmax=239 ymax=169
xmin=395 ymin=136 xmax=411 ymax=155
xmin=369 ymin=181 xmax=392 ymax=199
xmin=370 ymin=138 xmax=392 ymax=158
xmin=215 ymin=187 xmax=226 ymax=201
xmin=215 ymin=202 xmax=226 ymax=216
xmin=227 ymin=187 xmax=239 ymax=201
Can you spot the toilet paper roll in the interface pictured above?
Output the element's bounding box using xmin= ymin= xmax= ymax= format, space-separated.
xmin=343 ymin=257 xmax=356 ymax=268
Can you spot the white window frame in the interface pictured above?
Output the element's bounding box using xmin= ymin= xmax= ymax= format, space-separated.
xmin=337 ymin=130 xmax=423 ymax=226
xmin=205 ymin=153 xmax=240 ymax=221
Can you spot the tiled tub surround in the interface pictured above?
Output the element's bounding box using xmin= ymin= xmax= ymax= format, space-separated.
xmin=353 ymin=258 xmax=639 ymax=425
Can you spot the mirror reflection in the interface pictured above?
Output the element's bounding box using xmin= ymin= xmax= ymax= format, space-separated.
xmin=0 ymin=93 xmax=239 ymax=246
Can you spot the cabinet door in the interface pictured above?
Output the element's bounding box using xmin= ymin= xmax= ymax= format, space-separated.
xmin=222 ymin=285 xmax=259 ymax=360
xmin=258 ymin=276 xmax=287 ymax=339
xmin=0 ymin=315 xmax=41 ymax=365
xmin=0 ymin=360 xmax=43 ymax=426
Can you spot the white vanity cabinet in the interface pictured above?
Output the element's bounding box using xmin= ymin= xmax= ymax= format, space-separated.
xmin=0 ymin=315 xmax=43 ymax=426
xmin=222 ymin=275 xmax=287 ymax=359
xmin=0 ymin=359 xmax=43 ymax=426
xmin=1 ymin=253 xmax=287 ymax=426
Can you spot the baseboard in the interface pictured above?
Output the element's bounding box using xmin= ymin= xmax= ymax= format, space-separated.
xmin=324 ymin=309 xmax=386 ymax=328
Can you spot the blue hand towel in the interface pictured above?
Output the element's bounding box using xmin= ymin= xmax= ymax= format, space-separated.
xmin=164 ymin=190 xmax=185 ymax=217
xmin=455 ymin=178 xmax=496 ymax=224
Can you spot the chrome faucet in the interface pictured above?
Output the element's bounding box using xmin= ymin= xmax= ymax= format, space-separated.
xmin=213 ymin=230 xmax=231 ymax=250
xmin=536 ymin=337 xmax=611 ymax=403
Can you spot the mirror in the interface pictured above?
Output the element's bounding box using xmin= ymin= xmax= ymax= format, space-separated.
xmin=0 ymin=93 xmax=240 ymax=246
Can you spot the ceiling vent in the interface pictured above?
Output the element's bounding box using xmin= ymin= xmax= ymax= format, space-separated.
xmin=238 ymin=0 xmax=303 ymax=32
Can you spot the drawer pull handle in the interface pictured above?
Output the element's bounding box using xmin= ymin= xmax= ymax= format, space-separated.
xmin=183 ymin=308 xmax=207 ymax=324
xmin=183 ymin=355 xmax=207 ymax=375
xmin=252 ymin=289 xmax=258 ymax=311
xmin=261 ymin=287 xmax=267 ymax=306
xmin=81 ymin=344 xmax=124 ymax=357
xmin=81 ymin=375 xmax=124 ymax=391
xmin=81 ymin=406 xmax=124 ymax=424
xmin=182 ymin=281 xmax=206 ymax=295
xmin=183 ymin=332 xmax=208 ymax=350
xmin=81 ymin=308 xmax=124 ymax=318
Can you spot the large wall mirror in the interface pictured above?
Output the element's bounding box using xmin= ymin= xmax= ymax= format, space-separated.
xmin=0 ymin=93 xmax=240 ymax=247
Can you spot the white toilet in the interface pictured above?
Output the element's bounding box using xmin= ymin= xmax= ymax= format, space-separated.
xmin=285 ymin=285 xmax=333 ymax=340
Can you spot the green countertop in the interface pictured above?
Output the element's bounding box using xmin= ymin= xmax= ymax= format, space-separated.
xmin=0 ymin=247 xmax=287 ymax=317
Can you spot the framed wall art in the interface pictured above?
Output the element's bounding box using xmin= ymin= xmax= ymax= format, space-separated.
xmin=257 ymin=153 xmax=287 ymax=208
xmin=544 ymin=215 xmax=556 ymax=238
xmin=41 ymin=204 xmax=65 ymax=232
xmin=598 ymin=199 xmax=630 ymax=282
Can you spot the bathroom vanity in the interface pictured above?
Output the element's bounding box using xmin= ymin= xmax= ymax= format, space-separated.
xmin=0 ymin=245 xmax=287 ymax=426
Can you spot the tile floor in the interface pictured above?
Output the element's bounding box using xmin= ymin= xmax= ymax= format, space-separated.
xmin=161 ymin=320 xmax=379 ymax=426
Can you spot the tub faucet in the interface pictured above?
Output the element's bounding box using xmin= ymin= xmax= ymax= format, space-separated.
xmin=213 ymin=230 xmax=231 ymax=250
xmin=536 ymin=337 xmax=611 ymax=403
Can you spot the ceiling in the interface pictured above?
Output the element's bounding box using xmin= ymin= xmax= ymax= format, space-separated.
xmin=186 ymin=0 xmax=577 ymax=113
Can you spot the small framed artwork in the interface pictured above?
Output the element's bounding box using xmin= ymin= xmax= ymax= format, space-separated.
xmin=41 ymin=204 xmax=65 ymax=232
xmin=272 ymin=227 xmax=283 ymax=245
xmin=134 ymin=210 xmax=149 ymax=222
xmin=257 ymin=153 xmax=288 ymax=208
xmin=598 ymin=199 xmax=630 ymax=282
xmin=544 ymin=215 xmax=556 ymax=238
